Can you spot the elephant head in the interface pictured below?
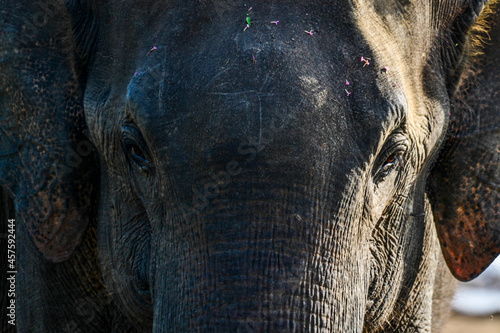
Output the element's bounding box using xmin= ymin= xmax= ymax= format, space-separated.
xmin=1 ymin=0 xmax=498 ymax=331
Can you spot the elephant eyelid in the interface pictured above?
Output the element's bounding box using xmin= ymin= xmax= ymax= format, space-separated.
xmin=373 ymin=136 xmax=408 ymax=183
xmin=376 ymin=153 xmax=400 ymax=180
xmin=127 ymin=141 xmax=148 ymax=163
xmin=122 ymin=124 xmax=153 ymax=173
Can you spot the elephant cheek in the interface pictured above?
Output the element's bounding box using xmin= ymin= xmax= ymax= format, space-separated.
xmin=97 ymin=172 xmax=154 ymax=329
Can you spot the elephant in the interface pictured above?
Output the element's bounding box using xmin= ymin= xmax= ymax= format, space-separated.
xmin=0 ymin=0 xmax=499 ymax=332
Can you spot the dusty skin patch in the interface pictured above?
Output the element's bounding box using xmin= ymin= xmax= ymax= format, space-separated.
xmin=299 ymin=75 xmax=329 ymax=108
xmin=351 ymin=0 xmax=446 ymax=168
xmin=352 ymin=0 xmax=432 ymax=119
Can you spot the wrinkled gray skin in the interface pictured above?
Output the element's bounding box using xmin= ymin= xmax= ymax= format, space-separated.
xmin=1 ymin=0 xmax=499 ymax=332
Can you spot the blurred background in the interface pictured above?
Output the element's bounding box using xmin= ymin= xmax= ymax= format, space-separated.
xmin=442 ymin=256 xmax=500 ymax=333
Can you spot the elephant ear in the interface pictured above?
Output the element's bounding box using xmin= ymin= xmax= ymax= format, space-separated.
xmin=429 ymin=1 xmax=500 ymax=281
xmin=0 ymin=2 xmax=97 ymax=262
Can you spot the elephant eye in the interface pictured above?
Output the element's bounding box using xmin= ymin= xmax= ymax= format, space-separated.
xmin=128 ymin=143 xmax=148 ymax=164
xmin=122 ymin=124 xmax=152 ymax=173
xmin=373 ymin=152 xmax=401 ymax=184
xmin=378 ymin=153 xmax=399 ymax=177
xmin=373 ymin=136 xmax=407 ymax=184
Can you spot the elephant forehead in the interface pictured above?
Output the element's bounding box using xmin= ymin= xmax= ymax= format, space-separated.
xmin=127 ymin=65 xmax=392 ymax=173
xmin=125 ymin=18 xmax=397 ymax=159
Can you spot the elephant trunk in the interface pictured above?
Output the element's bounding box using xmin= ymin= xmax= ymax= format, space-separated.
xmin=151 ymin=186 xmax=369 ymax=331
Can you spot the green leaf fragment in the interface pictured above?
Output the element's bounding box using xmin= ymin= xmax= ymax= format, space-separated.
xmin=246 ymin=16 xmax=251 ymax=26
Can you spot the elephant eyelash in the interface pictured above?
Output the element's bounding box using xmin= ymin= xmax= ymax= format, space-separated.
xmin=373 ymin=138 xmax=407 ymax=183
xmin=376 ymin=153 xmax=401 ymax=181
xmin=126 ymin=141 xmax=148 ymax=164
xmin=122 ymin=125 xmax=152 ymax=174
